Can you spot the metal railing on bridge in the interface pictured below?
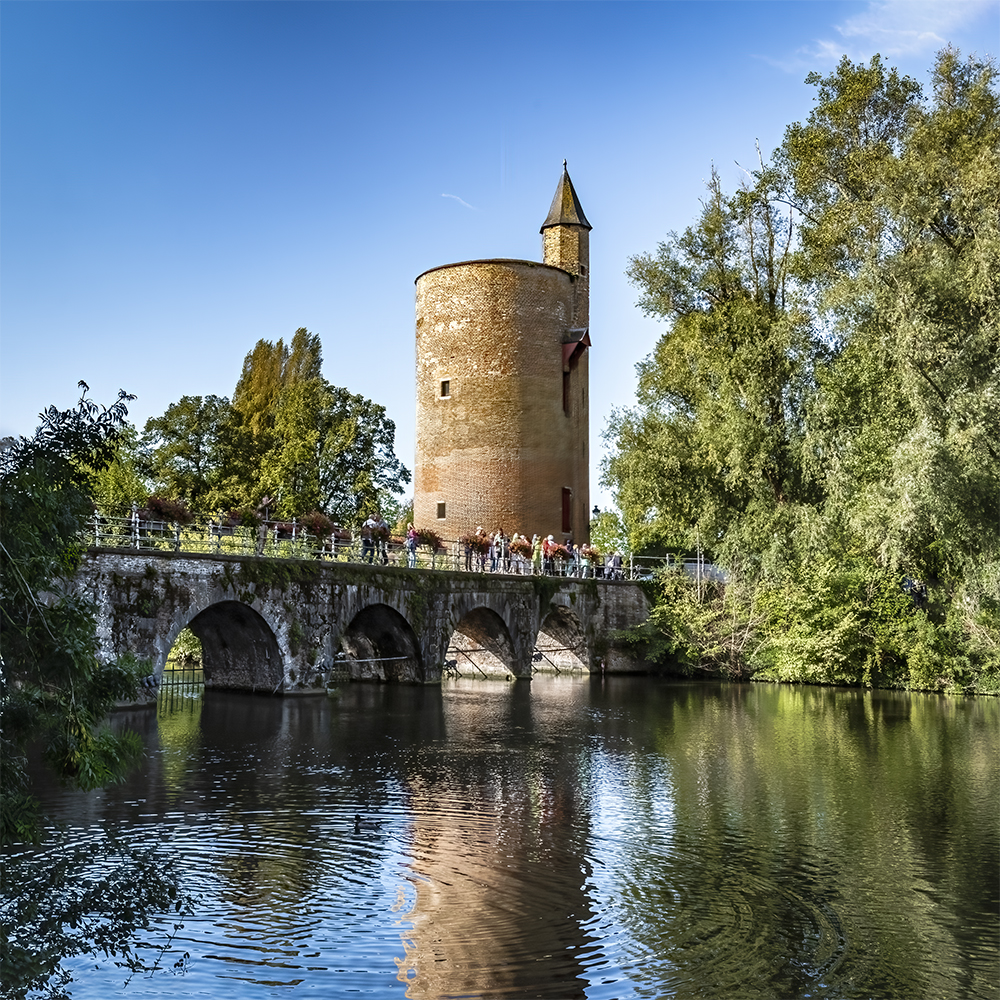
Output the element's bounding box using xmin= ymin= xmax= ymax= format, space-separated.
xmin=85 ymin=513 xmax=720 ymax=583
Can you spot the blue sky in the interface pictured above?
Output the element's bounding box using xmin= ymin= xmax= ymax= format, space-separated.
xmin=2 ymin=0 xmax=996 ymax=508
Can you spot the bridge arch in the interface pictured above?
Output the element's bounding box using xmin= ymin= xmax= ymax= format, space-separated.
xmin=446 ymin=606 xmax=518 ymax=679
xmin=183 ymin=600 xmax=284 ymax=693
xmin=535 ymin=605 xmax=588 ymax=674
xmin=76 ymin=551 xmax=652 ymax=693
xmin=341 ymin=603 xmax=423 ymax=682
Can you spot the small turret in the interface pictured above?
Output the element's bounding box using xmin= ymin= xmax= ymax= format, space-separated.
xmin=540 ymin=161 xmax=590 ymax=326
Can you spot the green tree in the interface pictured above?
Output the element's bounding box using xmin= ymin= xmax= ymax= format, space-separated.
xmin=788 ymin=50 xmax=1000 ymax=593
xmin=210 ymin=328 xmax=410 ymax=521
xmin=608 ymin=165 xmax=822 ymax=572
xmin=86 ymin=423 xmax=150 ymax=515
xmin=609 ymin=48 xmax=999 ymax=691
xmin=589 ymin=508 xmax=628 ymax=555
xmin=220 ymin=328 xmax=323 ymax=512
xmin=316 ymin=385 xmax=410 ymax=523
xmin=143 ymin=395 xmax=230 ymax=512
xmin=0 ymin=386 xmax=147 ymax=840
xmin=0 ymin=386 xmax=191 ymax=995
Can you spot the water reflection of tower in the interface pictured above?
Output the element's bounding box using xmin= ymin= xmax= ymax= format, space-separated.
xmin=397 ymin=679 xmax=595 ymax=998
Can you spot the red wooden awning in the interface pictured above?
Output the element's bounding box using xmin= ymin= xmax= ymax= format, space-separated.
xmin=562 ymin=329 xmax=591 ymax=368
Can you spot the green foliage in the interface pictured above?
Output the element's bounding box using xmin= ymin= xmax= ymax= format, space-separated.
xmin=753 ymin=563 xmax=912 ymax=687
xmin=288 ymin=619 xmax=305 ymax=657
xmin=589 ymin=509 xmax=628 ymax=555
xmin=624 ymin=570 xmax=761 ymax=677
xmin=316 ymin=384 xmax=411 ymax=523
xmin=85 ymin=424 xmax=149 ymax=516
xmin=169 ymin=627 xmax=202 ymax=664
xmin=1 ymin=833 xmax=193 ymax=999
xmin=789 ymin=48 xmax=1000 ymax=591
xmin=610 ymin=163 xmax=823 ymax=566
xmin=142 ymin=394 xmax=229 ymax=513
xmin=393 ymin=498 xmax=414 ymax=534
xmin=607 ymin=49 xmax=1000 ymax=691
xmin=1 ymin=387 xmax=191 ymax=995
xmin=145 ymin=329 xmax=411 ymax=524
xmin=0 ymin=386 xmax=153 ymax=843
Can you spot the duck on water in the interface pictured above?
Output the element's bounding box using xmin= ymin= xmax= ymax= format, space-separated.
xmin=354 ymin=815 xmax=382 ymax=834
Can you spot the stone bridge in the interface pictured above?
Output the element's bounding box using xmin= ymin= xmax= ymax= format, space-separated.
xmin=76 ymin=549 xmax=653 ymax=693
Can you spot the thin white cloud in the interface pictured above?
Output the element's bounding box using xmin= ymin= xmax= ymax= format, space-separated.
xmin=767 ymin=0 xmax=996 ymax=73
xmin=441 ymin=193 xmax=477 ymax=210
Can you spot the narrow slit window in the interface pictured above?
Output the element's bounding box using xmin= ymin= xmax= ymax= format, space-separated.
xmin=562 ymin=488 xmax=572 ymax=534
xmin=563 ymin=371 xmax=570 ymax=414
xmin=440 ymin=380 xmax=450 ymax=398
xmin=436 ymin=502 xmax=446 ymax=519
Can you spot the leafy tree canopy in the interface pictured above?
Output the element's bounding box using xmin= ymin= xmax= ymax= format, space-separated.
xmin=606 ymin=48 xmax=999 ymax=692
xmin=0 ymin=385 xmax=149 ymax=841
xmin=143 ymin=329 xmax=411 ymax=522
xmin=1 ymin=387 xmax=193 ymax=996
xmin=142 ymin=394 xmax=229 ymax=511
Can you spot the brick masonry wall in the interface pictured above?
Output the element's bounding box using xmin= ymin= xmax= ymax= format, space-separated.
xmin=415 ymin=259 xmax=590 ymax=542
xmin=542 ymin=226 xmax=589 ymax=327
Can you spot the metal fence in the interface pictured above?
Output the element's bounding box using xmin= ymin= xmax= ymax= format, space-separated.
xmin=157 ymin=661 xmax=204 ymax=712
xmin=84 ymin=514 xmax=719 ymax=583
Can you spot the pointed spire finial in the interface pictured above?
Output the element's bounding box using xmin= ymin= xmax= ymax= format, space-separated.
xmin=540 ymin=163 xmax=591 ymax=232
xmin=563 ymin=158 xmax=567 ymax=169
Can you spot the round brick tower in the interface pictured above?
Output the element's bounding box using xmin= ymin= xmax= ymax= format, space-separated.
xmin=414 ymin=163 xmax=591 ymax=544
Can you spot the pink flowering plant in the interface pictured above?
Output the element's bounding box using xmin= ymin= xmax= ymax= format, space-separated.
xmin=145 ymin=496 xmax=194 ymax=525
xmin=225 ymin=507 xmax=261 ymax=529
xmin=459 ymin=533 xmax=491 ymax=555
xmin=415 ymin=527 xmax=443 ymax=550
xmin=299 ymin=510 xmax=335 ymax=539
xmin=510 ymin=538 xmax=533 ymax=558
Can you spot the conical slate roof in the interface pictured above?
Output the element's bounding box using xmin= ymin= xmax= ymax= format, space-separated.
xmin=540 ymin=161 xmax=592 ymax=232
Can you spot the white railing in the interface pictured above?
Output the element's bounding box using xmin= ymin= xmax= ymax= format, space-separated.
xmin=84 ymin=514 xmax=713 ymax=581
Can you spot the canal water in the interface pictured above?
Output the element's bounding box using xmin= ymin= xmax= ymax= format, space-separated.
xmin=27 ymin=677 xmax=1000 ymax=999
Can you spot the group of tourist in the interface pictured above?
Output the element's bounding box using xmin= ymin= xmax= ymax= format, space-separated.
xmin=449 ymin=526 xmax=623 ymax=578
xmin=359 ymin=516 xmax=623 ymax=577
xmin=360 ymin=512 xmax=391 ymax=564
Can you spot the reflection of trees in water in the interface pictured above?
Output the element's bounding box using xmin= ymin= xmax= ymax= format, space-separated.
xmin=599 ymin=682 xmax=1000 ymax=999
xmin=156 ymin=680 xmax=203 ymax=799
xmin=30 ymin=678 xmax=997 ymax=998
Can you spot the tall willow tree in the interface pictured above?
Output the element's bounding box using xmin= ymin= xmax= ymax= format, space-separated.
xmin=789 ymin=49 xmax=1000 ymax=593
xmin=608 ymin=48 xmax=999 ymax=690
xmin=608 ymin=165 xmax=822 ymax=574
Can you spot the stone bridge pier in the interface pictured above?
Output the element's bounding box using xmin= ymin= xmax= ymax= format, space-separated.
xmin=75 ymin=550 xmax=652 ymax=693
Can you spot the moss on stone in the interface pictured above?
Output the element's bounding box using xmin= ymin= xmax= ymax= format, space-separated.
xmin=288 ymin=619 xmax=305 ymax=657
xmin=237 ymin=558 xmax=321 ymax=592
xmin=530 ymin=575 xmax=561 ymax=608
